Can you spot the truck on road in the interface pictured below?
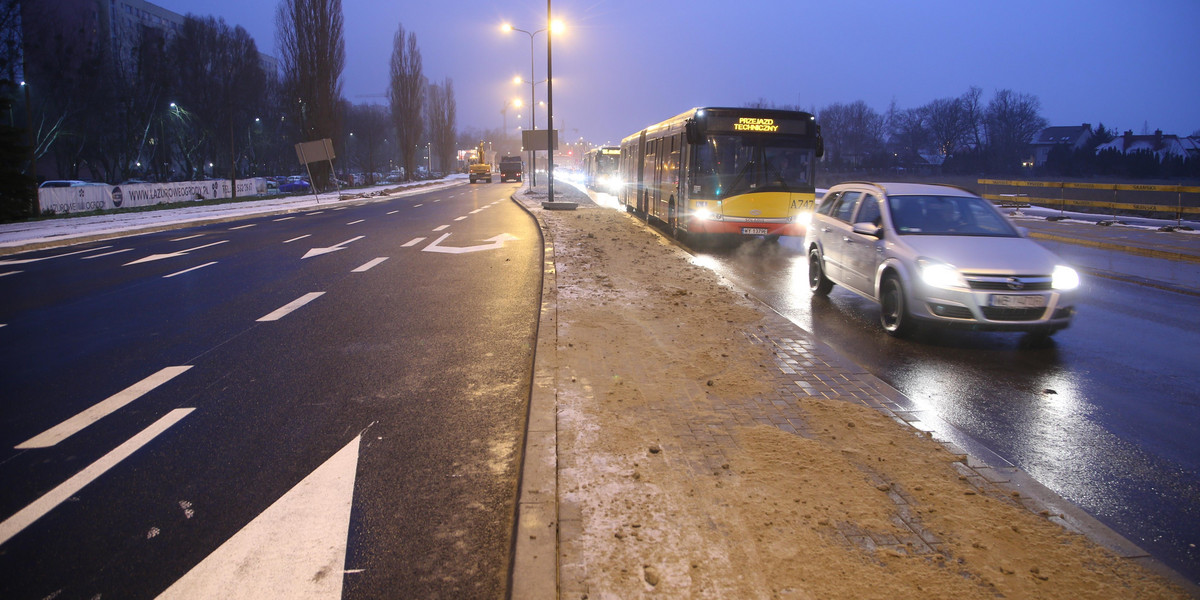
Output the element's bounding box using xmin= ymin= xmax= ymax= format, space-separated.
xmin=469 ymin=141 xmax=493 ymax=183
xmin=498 ymin=156 xmax=523 ymax=183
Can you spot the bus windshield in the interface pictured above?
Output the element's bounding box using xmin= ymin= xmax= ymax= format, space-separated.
xmin=596 ymin=153 xmax=619 ymax=174
xmin=695 ymin=135 xmax=815 ymax=197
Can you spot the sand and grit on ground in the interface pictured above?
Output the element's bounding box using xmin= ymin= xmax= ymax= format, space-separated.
xmin=534 ymin=195 xmax=1188 ymax=599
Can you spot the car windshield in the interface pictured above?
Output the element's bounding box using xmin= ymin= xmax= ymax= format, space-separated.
xmin=694 ymin=135 xmax=815 ymax=197
xmin=887 ymin=195 xmax=1018 ymax=237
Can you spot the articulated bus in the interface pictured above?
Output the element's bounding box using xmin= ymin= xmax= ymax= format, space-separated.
xmin=618 ymin=107 xmax=823 ymax=240
xmin=583 ymin=146 xmax=621 ymax=193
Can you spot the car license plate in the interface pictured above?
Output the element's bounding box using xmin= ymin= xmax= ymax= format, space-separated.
xmin=741 ymin=227 xmax=769 ymax=235
xmin=990 ymin=294 xmax=1046 ymax=308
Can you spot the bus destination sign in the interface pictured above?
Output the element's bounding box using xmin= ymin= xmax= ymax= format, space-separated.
xmin=708 ymin=115 xmax=808 ymax=136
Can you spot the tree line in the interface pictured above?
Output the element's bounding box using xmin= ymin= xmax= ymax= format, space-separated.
xmin=0 ymin=0 xmax=456 ymax=221
xmin=753 ymin=86 xmax=1198 ymax=180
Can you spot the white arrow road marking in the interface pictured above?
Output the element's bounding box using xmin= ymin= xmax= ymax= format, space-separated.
xmin=16 ymin=366 xmax=193 ymax=449
xmin=352 ymin=257 xmax=388 ymax=272
xmin=302 ymin=236 xmax=364 ymax=259
xmin=257 ymin=292 xmax=324 ymax=322
xmin=158 ymin=435 xmax=361 ymax=600
xmin=0 ymin=408 xmax=194 ymax=546
xmin=421 ymin=233 xmax=519 ymax=255
xmin=0 ymin=246 xmax=113 ymax=266
xmin=124 ymin=240 xmax=229 ymax=266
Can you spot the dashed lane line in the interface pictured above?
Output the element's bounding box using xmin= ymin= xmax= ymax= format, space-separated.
xmin=81 ymin=248 xmax=134 ymax=260
xmin=229 ymin=224 xmax=256 ymax=231
xmin=433 ymin=225 xmax=449 ymax=231
xmin=352 ymin=258 xmax=388 ymax=272
xmin=283 ymin=234 xmax=312 ymax=244
xmin=402 ymin=237 xmax=426 ymax=248
xmin=257 ymin=292 xmax=325 ymax=322
xmin=15 ymin=366 xmax=193 ymax=449
xmin=171 ymin=234 xmax=205 ymax=242
xmin=0 ymin=408 xmax=195 ymax=546
xmin=164 ymin=261 xmax=217 ymax=279
xmin=346 ymin=220 xmax=365 ymax=225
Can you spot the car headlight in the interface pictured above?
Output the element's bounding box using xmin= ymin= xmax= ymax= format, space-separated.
xmin=1053 ymin=265 xmax=1080 ymax=290
xmin=919 ymin=260 xmax=967 ymax=289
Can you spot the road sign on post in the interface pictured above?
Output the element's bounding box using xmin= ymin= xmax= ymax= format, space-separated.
xmin=521 ymin=129 xmax=558 ymax=152
xmin=294 ymin=139 xmax=340 ymax=201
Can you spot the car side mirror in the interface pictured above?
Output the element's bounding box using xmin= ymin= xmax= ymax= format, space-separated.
xmin=852 ymin=222 xmax=882 ymax=238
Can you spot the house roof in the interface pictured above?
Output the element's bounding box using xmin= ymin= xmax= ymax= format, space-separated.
xmin=1032 ymin=124 xmax=1093 ymax=146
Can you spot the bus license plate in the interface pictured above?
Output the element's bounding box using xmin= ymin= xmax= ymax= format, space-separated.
xmin=741 ymin=227 xmax=769 ymax=235
xmin=990 ymin=294 xmax=1046 ymax=308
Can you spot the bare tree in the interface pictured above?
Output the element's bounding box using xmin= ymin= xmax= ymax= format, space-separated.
xmin=389 ymin=24 xmax=423 ymax=180
xmin=426 ymin=78 xmax=456 ymax=174
xmin=887 ymin=105 xmax=930 ymax=162
xmin=277 ymin=0 xmax=345 ymax=189
xmin=924 ymin=96 xmax=972 ymax=157
xmin=984 ymin=89 xmax=1047 ymax=172
xmin=819 ymin=100 xmax=885 ymax=168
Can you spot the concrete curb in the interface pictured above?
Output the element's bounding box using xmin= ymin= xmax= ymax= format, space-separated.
xmin=508 ymin=194 xmax=559 ymax=599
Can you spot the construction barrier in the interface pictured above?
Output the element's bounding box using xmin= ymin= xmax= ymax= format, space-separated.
xmin=38 ymin=178 xmax=268 ymax=215
xmin=978 ymin=179 xmax=1200 ymax=220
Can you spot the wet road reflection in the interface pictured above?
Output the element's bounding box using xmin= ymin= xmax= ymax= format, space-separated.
xmin=684 ymin=230 xmax=1200 ymax=582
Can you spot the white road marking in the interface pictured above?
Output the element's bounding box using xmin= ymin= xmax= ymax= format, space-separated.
xmin=302 ymin=236 xmax=364 ymax=259
xmin=386 ymin=210 xmax=399 ymax=215
xmin=229 ymin=224 xmax=256 ymax=230
xmin=346 ymin=220 xmax=365 ymax=225
xmin=274 ymin=216 xmax=296 ymax=222
xmin=413 ymin=204 xmax=423 ymax=208
xmin=81 ymin=248 xmax=134 ymax=260
xmin=257 ymin=292 xmax=324 ymax=322
xmin=401 ymin=237 xmax=426 ymax=248
xmin=159 ymin=435 xmax=361 ymax=600
xmin=454 ymin=216 xmax=467 ymax=221
xmin=433 ymin=225 xmax=449 ymax=231
xmin=469 ymin=208 xmax=484 ymax=214
xmin=124 ymin=240 xmax=229 ymax=266
xmin=306 ymin=211 xmax=324 ymax=216
xmin=283 ymin=234 xmax=311 ymax=244
xmin=0 ymin=408 xmax=195 ymax=546
xmin=0 ymin=246 xmax=113 ymax=266
xmin=16 ymin=366 xmax=193 ymax=449
xmin=421 ymin=233 xmax=519 ymax=255
xmin=352 ymin=257 xmax=388 ymax=272
xmin=164 ymin=261 xmax=217 ymax=278
xmin=171 ymin=234 xmax=204 ymax=242
xmin=332 ymin=207 xmax=348 ymax=211
xmin=0 ymin=271 xmax=22 ymax=278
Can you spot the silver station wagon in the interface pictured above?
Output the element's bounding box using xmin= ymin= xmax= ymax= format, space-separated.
xmin=805 ymin=182 xmax=1079 ymax=338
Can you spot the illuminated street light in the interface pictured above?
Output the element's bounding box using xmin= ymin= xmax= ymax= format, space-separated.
xmin=502 ymin=19 xmax=564 ymax=187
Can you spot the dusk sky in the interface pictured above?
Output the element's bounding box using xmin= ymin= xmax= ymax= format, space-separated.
xmin=158 ymin=0 xmax=1200 ymax=146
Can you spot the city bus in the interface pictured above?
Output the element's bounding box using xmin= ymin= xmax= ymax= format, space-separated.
xmin=583 ymin=146 xmax=621 ymax=193
xmin=618 ymin=107 xmax=823 ymax=240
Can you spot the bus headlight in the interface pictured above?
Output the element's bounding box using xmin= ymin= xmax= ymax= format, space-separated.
xmin=796 ymin=211 xmax=813 ymax=226
xmin=695 ymin=208 xmax=713 ymax=221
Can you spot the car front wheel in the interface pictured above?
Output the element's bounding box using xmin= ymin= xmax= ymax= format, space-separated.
xmin=879 ymin=275 xmax=916 ymax=337
xmin=808 ymin=248 xmax=833 ymax=296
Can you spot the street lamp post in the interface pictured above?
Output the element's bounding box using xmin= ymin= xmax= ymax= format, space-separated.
xmin=21 ymin=81 xmax=37 ymax=216
xmin=502 ymin=23 xmax=549 ymax=187
xmin=546 ymin=0 xmax=556 ymax=202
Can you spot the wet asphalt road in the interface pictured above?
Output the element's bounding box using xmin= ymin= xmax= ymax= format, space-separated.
xmin=587 ymin=188 xmax=1200 ymax=583
xmin=0 ymin=183 xmax=542 ymax=598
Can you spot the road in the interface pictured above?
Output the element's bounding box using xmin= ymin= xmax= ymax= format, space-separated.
xmin=585 ymin=187 xmax=1200 ymax=583
xmin=0 ymin=182 xmax=541 ymax=598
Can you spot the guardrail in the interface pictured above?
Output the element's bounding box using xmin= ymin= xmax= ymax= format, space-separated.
xmin=978 ymin=179 xmax=1200 ymax=224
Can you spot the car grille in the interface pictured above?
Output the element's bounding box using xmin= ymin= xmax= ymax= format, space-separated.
xmin=966 ymin=275 xmax=1053 ymax=291
xmin=981 ymin=307 xmax=1048 ymax=321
